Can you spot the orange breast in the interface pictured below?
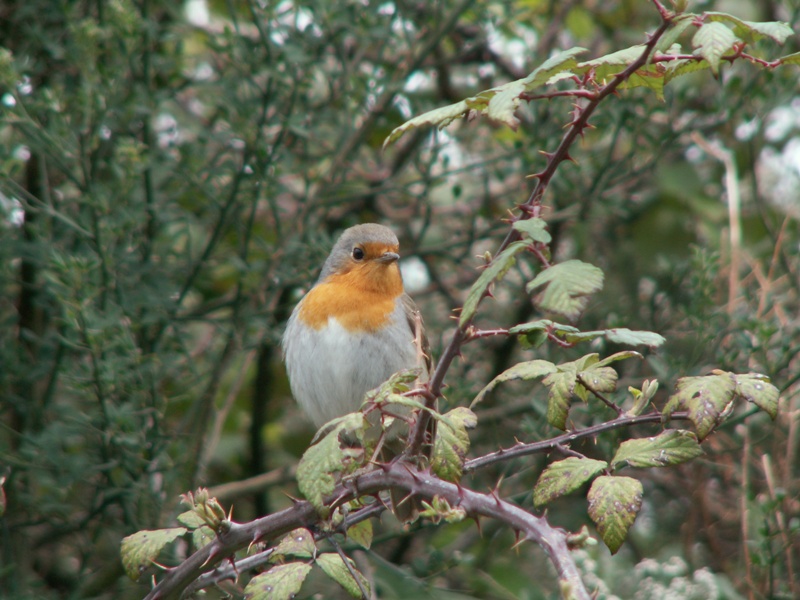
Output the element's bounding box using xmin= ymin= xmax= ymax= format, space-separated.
xmin=298 ymin=263 xmax=403 ymax=332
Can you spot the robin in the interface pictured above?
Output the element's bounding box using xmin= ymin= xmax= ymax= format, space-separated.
xmin=282 ymin=223 xmax=431 ymax=432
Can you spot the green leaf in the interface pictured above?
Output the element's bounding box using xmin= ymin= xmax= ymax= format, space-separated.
xmin=273 ymin=528 xmax=316 ymax=559
xmin=176 ymin=510 xmax=205 ymax=529
xmin=244 ymin=562 xmax=312 ymax=600
xmin=533 ymin=457 xmax=608 ymax=508
xmin=542 ymin=354 xmax=601 ymax=429
xmin=561 ymin=327 xmax=665 ymax=348
xmin=460 ymin=241 xmax=529 ymax=326
xmin=120 ymin=527 xmax=188 ymax=580
xmin=655 ymin=14 xmax=695 ymax=52
xmin=526 ymin=260 xmax=604 ymax=321
xmin=587 ymin=476 xmax=643 ymax=554
xmin=692 ymin=22 xmax=738 ymax=75
xmin=611 ymin=430 xmax=703 ymax=470
xmin=734 ymin=373 xmax=779 ymax=419
xmin=431 ymin=407 xmax=477 ymax=482
xmin=471 ymin=359 xmax=557 ymax=407
xmin=705 ymin=12 xmax=794 ymax=44
xmin=383 ymin=48 xmax=586 ymax=147
xmin=663 ymin=372 xmax=737 ymax=440
xmin=191 ymin=526 xmax=215 ymax=550
xmin=382 ymin=100 xmax=469 ymax=148
xmin=316 ymin=553 xmax=371 ymax=599
xmin=297 ymin=413 xmax=367 ymax=515
xmin=347 ymin=519 xmax=373 ymax=550
xmin=513 ymin=218 xmax=551 ymax=244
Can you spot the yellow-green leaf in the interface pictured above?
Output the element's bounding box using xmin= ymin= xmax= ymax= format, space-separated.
xmin=431 ymin=407 xmax=477 ymax=482
xmin=611 ymin=430 xmax=703 ymax=470
xmin=534 ymin=457 xmax=608 ymax=508
xmin=273 ymin=528 xmax=316 ymax=559
xmin=244 ymin=562 xmax=312 ymax=600
xmin=120 ymin=527 xmax=187 ymax=580
xmin=663 ymin=372 xmax=737 ymax=440
xmin=297 ymin=413 xmax=366 ymax=515
xmin=734 ymin=373 xmax=779 ymax=419
xmin=587 ymin=475 xmax=643 ymax=554
xmin=316 ymin=553 xmax=370 ymax=599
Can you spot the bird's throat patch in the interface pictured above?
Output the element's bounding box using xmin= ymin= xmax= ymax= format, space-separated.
xmin=297 ymin=281 xmax=400 ymax=332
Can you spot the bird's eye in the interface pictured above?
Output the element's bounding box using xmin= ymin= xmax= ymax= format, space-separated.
xmin=352 ymin=247 xmax=365 ymax=260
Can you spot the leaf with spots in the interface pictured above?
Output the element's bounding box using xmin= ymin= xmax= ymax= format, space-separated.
xmin=526 ymin=260 xmax=604 ymax=322
xmin=244 ymin=562 xmax=312 ymax=600
xmin=471 ymin=359 xmax=557 ymax=407
xmin=316 ymin=553 xmax=371 ymax=599
xmin=431 ymin=407 xmax=478 ymax=482
xmin=611 ymin=430 xmax=703 ymax=470
xmin=120 ymin=527 xmax=188 ymax=580
xmin=662 ymin=372 xmax=736 ymax=440
xmin=460 ymin=241 xmax=529 ymax=327
xmin=297 ymin=413 xmax=367 ymax=516
xmin=533 ymin=457 xmax=608 ymax=509
xmin=273 ymin=528 xmax=316 ymax=559
xmin=587 ymin=475 xmax=643 ymax=554
xmin=735 ymin=373 xmax=779 ymax=419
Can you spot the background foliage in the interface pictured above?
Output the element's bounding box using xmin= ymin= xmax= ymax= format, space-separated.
xmin=1 ymin=0 xmax=798 ymax=598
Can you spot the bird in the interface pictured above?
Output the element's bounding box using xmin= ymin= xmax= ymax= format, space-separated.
xmin=282 ymin=224 xmax=431 ymax=521
xmin=282 ymin=223 xmax=430 ymax=431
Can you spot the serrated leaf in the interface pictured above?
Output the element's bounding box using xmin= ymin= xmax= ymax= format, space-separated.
xmin=244 ymin=562 xmax=312 ymax=600
xmin=562 ymin=328 xmax=665 ymax=348
xmin=460 ymin=241 xmax=529 ymax=326
xmin=347 ymin=519 xmax=373 ymax=549
xmin=534 ymin=457 xmax=608 ymax=508
xmin=541 ymin=354 xmax=601 ymax=430
xmin=734 ymin=373 xmax=779 ymax=419
xmin=383 ymin=100 xmax=469 ymax=148
xmin=611 ymin=430 xmax=703 ymax=470
xmin=692 ymin=22 xmax=738 ymax=75
xmin=663 ymin=373 xmax=737 ymax=440
xmin=578 ymin=365 xmax=618 ymax=396
xmin=120 ymin=528 xmax=188 ymax=580
xmin=513 ymin=218 xmax=551 ymax=244
xmin=431 ymin=407 xmax=477 ymax=482
xmin=472 ymin=359 xmax=557 ymax=407
xmin=316 ymin=553 xmax=370 ymax=599
xmin=297 ymin=413 xmax=366 ymax=515
xmin=705 ymin=12 xmax=794 ymax=44
xmin=274 ymin=528 xmax=316 ymax=559
xmin=587 ymin=475 xmax=643 ymax=554
xmin=526 ymin=260 xmax=604 ymax=321
xmin=383 ymin=48 xmax=586 ymax=147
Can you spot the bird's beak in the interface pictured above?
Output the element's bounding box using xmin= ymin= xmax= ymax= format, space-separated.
xmin=377 ymin=251 xmax=400 ymax=264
